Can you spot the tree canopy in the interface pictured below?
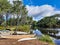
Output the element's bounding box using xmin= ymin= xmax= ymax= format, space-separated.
xmin=37 ymin=14 xmax=60 ymax=28
xmin=0 ymin=0 xmax=11 ymax=14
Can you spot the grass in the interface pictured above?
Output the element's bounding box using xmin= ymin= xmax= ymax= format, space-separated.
xmin=39 ymin=35 xmax=55 ymax=45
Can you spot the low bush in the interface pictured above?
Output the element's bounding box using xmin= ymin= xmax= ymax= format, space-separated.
xmin=39 ymin=35 xmax=54 ymax=44
xmin=0 ymin=25 xmax=30 ymax=32
xmin=0 ymin=26 xmax=5 ymax=30
xmin=14 ymin=25 xmax=30 ymax=32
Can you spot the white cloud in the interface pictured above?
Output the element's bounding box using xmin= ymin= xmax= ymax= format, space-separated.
xmin=26 ymin=5 xmax=60 ymax=21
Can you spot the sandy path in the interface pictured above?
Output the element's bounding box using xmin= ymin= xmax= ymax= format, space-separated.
xmin=0 ymin=38 xmax=52 ymax=45
xmin=0 ymin=35 xmax=54 ymax=45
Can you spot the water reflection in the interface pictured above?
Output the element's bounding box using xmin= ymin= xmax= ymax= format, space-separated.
xmin=56 ymin=32 xmax=60 ymax=36
xmin=36 ymin=28 xmax=60 ymax=45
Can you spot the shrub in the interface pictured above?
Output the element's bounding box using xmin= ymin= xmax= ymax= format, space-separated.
xmin=14 ymin=25 xmax=30 ymax=32
xmin=0 ymin=26 xmax=5 ymax=30
xmin=39 ymin=35 xmax=54 ymax=43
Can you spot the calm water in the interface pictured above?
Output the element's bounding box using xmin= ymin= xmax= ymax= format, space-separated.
xmin=46 ymin=28 xmax=60 ymax=45
xmin=38 ymin=28 xmax=60 ymax=45
xmin=54 ymin=39 xmax=60 ymax=45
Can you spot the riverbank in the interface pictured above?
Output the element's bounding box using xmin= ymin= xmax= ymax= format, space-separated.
xmin=0 ymin=38 xmax=55 ymax=45
xmin=0 ymin=35 xmax=55 ymax=45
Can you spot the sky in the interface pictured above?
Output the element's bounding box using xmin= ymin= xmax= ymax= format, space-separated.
xmin=10 ymin=0 xmax=60 ymax=21
xmin=23 ymin=0 xmax=60 ymax=9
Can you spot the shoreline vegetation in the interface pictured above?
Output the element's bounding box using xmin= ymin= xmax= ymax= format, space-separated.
xmin=38 ymin=35 xmax=55 ymax=45
xmin=0 ymin=0 xmax=59 ymax=45
xmin=0 ymin=26 xmax=55 ymax=45
xmin=0 ymin=38 xmax=55 ymax=45
xmin=0 ymin=35 xmax=55 ymax=45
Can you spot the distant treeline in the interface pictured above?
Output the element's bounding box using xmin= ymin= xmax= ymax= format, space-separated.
xmin=37 ymin=14 xmax=60 ymax=28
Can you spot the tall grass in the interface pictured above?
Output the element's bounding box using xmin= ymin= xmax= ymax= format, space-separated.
xmin=39 ymin=35 xmax=55 ymax=44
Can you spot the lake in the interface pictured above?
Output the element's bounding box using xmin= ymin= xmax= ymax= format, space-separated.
xmin=37 ymin=28 xmax=60 ymax=45
xmin=54 ymin=39 xmax=60 ymax=45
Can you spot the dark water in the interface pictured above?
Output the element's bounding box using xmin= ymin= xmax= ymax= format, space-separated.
xmin=35 ymin=29 xmax=60 ymax=45
xmin=40 ymin=28 xmax=60 ymax=45
xmin=55 ymin=39 xmax=60 ymax=45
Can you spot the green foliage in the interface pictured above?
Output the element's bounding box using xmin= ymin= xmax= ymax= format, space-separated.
xmin=5 ymin=16 xmax=33 ymax=26
xmin=37 ymin=14 xmax=60 ymax=28
xmin=14 ymin=25 xmax=30 ymax=32
xmin=31 ymin=21 xmax=37 ymax=29
xmin=0 ymin=25 xmax=30 ymax=32
xmin=0 ymin=0 xmax=12 ymax=29
xmin=26 ymin=16 xmax=33 ymax=25
xmin=39 ymin=35 xmax=54 ymax=43
xmin=0 ymin=26 xmax=5 ymax=30
xmin=0 ymin=15 xmax=4 ymax=25
xmin=0 ymin=0 xmax=28 ymax=27
xmin=0 ymin=0 xmax=11 ymax=13
xmin=12 ymin=0 xmax=28 ymax=25
xmin=6 ymin=18 xmax=18 ymax=26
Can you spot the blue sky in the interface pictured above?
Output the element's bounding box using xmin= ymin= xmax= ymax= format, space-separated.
xmin=10 ymin=0 xmax=60 ymax=21
xmin=23 ymin=0 xmax=60 ymax=9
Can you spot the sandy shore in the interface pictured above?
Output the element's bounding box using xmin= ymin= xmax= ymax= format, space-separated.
xmin=0 ymin=35 xmax=54 ymax=45
xmin=0 ymin=35 xmax=34 ymax=39
xmin=0 ymin=38 xmax=53 ymax=45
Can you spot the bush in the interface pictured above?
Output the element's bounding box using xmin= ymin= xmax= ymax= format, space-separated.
xmin=14 ymin=25 xmax=30 ymax=32
xmin=39 ymin=35 xmax=54 ymax=43
xmin=0 ymin=26 xmax=5 ymax=30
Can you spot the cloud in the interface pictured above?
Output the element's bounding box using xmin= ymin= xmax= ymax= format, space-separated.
xmin=26 ymin=5 xmax=60 ymax=21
